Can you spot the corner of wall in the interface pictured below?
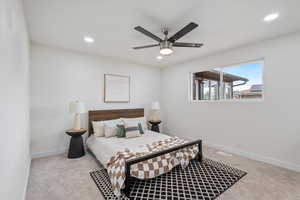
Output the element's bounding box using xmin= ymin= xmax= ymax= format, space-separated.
xmin=31 ymin=148 xmax=68 ymax=159
xmin=22 ymin=158 xmax=31 ymax=200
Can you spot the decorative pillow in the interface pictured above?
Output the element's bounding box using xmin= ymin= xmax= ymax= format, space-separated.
xmin=121 ymin=117 xmax=148 ymax=131
xmin=138 ymin=123 xmax=144 ymax=134
xmin=102 ymin=119 xmax=121 ymax=138
xmin=116 ymin=124 xmax=126 ymax=138
xmin=126 ymin=130 xmax=141 ymax=138
xmin=92 ymin=121 xmax=104 ymax=137
xmin=125 ymin=126 xmax=139 ymax=132
xmin=124 ymin=122 xmax=144 ymax=134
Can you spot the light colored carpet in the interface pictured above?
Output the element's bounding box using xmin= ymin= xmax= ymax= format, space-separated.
xmin=26 ymin=146 xmax=300 ymax=200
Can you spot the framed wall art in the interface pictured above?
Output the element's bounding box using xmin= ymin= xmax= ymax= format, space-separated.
xmin=104 ymin=74 xmax=130 ymax=103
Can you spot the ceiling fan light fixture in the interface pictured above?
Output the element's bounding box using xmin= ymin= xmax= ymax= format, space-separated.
xmin=160 ymin=41 xmax=173 ymax=55
xmin=160 ymin=48 xmax=173 ymax=55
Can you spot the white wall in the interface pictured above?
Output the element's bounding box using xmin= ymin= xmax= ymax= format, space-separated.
xmin=161 ymin=32 xmax=300 ymax=172
xmin=0 ymin=0 xmax=31 ymax=199
xmin=30 ymin=44 xmax=161 ymax=157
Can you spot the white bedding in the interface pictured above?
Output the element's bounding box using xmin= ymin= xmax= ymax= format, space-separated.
xmin=86 ymin=130 xmax=170 ymax=168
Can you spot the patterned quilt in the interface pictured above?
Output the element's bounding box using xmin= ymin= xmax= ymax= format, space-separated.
xmin=106 ymin=136 xmax=199 ymax=196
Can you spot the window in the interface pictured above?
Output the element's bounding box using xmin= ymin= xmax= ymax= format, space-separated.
xmin=191 ymin=60 xmax=264 ymax=101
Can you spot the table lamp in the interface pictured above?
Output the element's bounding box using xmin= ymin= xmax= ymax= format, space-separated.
xmin=69 ymin=100 xmax=86 ymax=130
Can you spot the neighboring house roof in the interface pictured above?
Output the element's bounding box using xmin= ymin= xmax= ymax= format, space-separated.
xmin=240 ymin=89 xmax=251 ymax=93
xmin=250 ymin=84 xmax=263 ymax=92
xmin=237 ymin=84 xmax=263 ymax=97
xmin=194 ymin=70 xmax=249 ymax=83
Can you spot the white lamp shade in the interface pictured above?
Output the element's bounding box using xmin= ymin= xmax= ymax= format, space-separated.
xmin=151 ymin=101 xmax=160 ymax=110
xmin=69 ymin=101 xmax=86 ymax=114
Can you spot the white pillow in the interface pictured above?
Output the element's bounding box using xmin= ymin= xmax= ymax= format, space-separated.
xmin=121 ymin=117 xmax=147 ymax=130
xmin=102 ymin=119 xmax=122 ymax=138
xmin=92 ymin=121 xmax=104 ymax=137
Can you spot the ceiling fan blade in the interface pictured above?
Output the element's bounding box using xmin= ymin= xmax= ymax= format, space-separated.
xmin=134 ymin=26 xmax=163 ymax=42
xmin=173 ymin=42 xmax=203 ymax=48
xmin=133 ymin=44 xmax=159 ymax=49
xmin=168 ymin=22 xmax=198 ymax=42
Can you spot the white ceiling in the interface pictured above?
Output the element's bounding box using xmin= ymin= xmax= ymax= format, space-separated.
xmin=25 ymin=0 xmax=300 ymax=67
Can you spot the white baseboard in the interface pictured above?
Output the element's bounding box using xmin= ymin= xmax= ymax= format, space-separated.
xmin=31 ymin=148 xmax=68 ymax=159
xmin=22 ymin=158 xmax=31 ymax=200
xmin=207 ymin=142 xmax=300 ymax=173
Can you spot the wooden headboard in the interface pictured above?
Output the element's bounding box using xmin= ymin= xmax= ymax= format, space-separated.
xmin=88 ymin=108 xmax=144 ymax=136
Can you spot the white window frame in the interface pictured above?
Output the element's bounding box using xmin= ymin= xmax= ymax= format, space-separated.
xmin=189 ymin=58 xmax=265 ymax=103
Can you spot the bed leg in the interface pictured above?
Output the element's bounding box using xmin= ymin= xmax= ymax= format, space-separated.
xmin=123 ymin=163 xmax=131 ymax=197
xmin=198 ymin=140 xmax=203 ymax=163
xmin=123 ymin=181 xmax=130 ymax=197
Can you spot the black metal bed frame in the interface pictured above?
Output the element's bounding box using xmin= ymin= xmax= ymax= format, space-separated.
xmin=122 ymin=139 xmax=202 ymax=196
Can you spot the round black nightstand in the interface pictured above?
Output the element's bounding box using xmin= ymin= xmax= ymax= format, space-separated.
xmin=65 ymin=128 xmax=87 ymax=159
xmin=149 ymin=121 xmax=161 ymax=133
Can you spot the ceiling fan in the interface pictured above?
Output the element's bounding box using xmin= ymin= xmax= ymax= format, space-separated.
xmin=133 ymin=22 xmax=203 ymax=56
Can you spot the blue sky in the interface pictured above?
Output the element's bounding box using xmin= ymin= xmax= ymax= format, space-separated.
xmin=222 ymin=61 xmax=263 ymax=90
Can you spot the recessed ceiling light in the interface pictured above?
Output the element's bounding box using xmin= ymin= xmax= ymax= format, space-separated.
xmin=156 ymin=55 xmax=163 ymax=60
xmin=84 ymin=36 xmax=95 ymax=43
xmin=264 ymin=13 xmax=279 ymax=22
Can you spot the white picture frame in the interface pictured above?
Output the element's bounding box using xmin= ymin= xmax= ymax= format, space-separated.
xmin=104 ymin=74 xmax=130 ymax=103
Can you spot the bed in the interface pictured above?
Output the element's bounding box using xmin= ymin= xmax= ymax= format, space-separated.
xmin=87 ymin=108 xmax=202 ymax=197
